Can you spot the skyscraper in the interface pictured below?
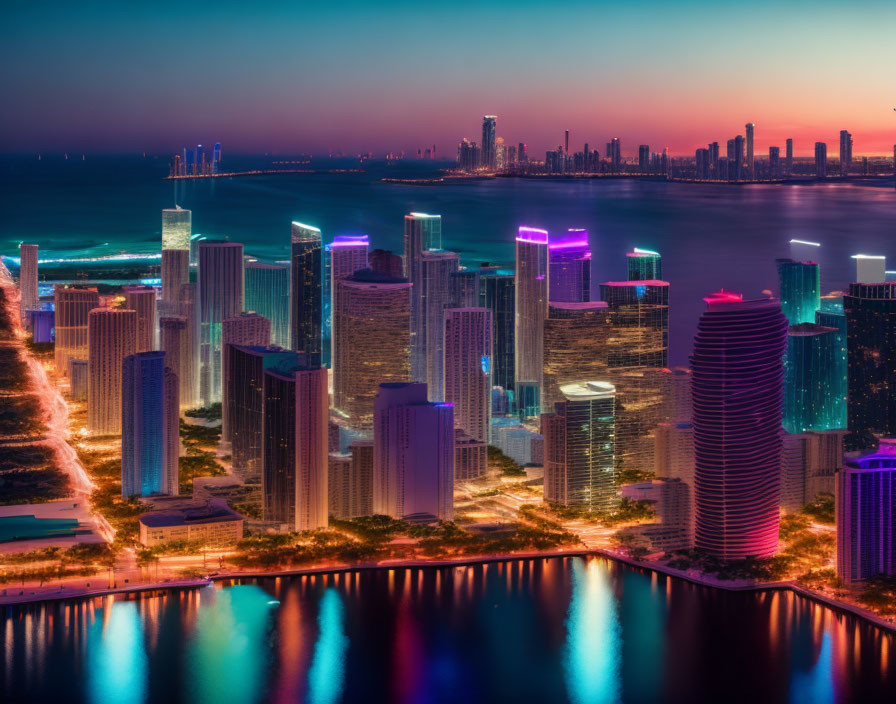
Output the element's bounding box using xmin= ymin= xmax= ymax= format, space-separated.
xmin=515 ymin=226 xmax=549 ymax=416
xmin=745 ymin=122 xmax=755 ymax=177
xmin=836 ymin=439 xmax=896 ymax=584
xmin=161 ymin=207 xmax=191 ymax=312
xmin=373 ymin=383 xmax=454 ymax=521
xmin=221 ymin=312 xmax=271 ymax=441
xmin=290 ymin=222 xmax=322 ymax=365
xmin=245 ymin=261 xmax=290 ymax=349
xmin=421 ymin=250 xmax=459 ymax=400
xmin=626 ymin=248 xmax=662 ymax=281
xmin=843 ymin=282 xmax=896 ymax=449
xmin=159 ymin=315 xmax=193 ymax=409
xmin=815 ymin=142 xmax=827 ymax=178
xmin=333 ymin=270 xmax=412 ymax=431
xmin=328 ymin=235 xmax=369 ymax=370
xmin=122 ymin=351 xmax=179 ymax=497
xmin=542 ymin=381 xmax=616 ymax=512
xmin=443 ymin=308 xmax=492 ymax=444
xmin=404 ymin=212 xmax=442 ymax=382
xmin=776 ymin=258 xmax=820 ymax=325
xmin=638 ymin=145 xmax=650 ymax=172
xmin=839 ymin=130 xmax=853 ymax=177
xmin=785 ymin=138 xmax=794 ymax=175
xmin=87 ymin=307 xmax=137 ymax=434
xmin=768 ymin=146 xmax=780 ymax=179
xmin=198 ymin=241 xmax=244 ymax=405
xmin=599 ymin=280 xmax=669 ymax=472
xmin=783 ymin=323 xmax=844 ymax=433
xmin=162 ymin=207 xmax=191 ymax=250
xmin=54 ymin=285 xmax=99 ymax=373
xmin=481 ymin=115 xmax=497 ymax=170
xmin=262 ymin=358 xmax=328 ymax=530
xmin=691 ymin=292 xmax=788 ymax=560
xmin=123 ymin=285 xmax=157 ymax=353
xmin=548 ymin=230 xmax=591 ymax=303
xmin=176 ymin=282 xmax=200 ymax=407
xmin=369 ymin=249 xmax=403 ymax=278
xmin=228 ymin=346 xmax=301 ymax=482
xmin=543 ymin=301 xmax=610 ymax=409
xmin=18 ymin=243 xmax=38 ymax=324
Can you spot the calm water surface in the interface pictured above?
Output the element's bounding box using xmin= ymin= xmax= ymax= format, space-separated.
xmin=2 ymin=556 xmax=895 ymax=703
xmin=2 ymin=156 xmax=895 ymax=364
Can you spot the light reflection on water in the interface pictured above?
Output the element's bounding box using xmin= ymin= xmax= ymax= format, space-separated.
xmin=2 ymin=556 xmax=896 ymax=703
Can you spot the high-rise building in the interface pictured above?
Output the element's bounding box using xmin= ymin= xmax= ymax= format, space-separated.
xmin=839 ymin=130 xmax=853 ymax=177
xmin=745 ymin=123 xmax=755 ymax=177
xmin=443 ymin=308 xmax=492 ymax=444
xmin=733 ymin=134 xmax=745 ymax=179
xmin=333 ymin=270 xmax=412 ymax=431
xmin=162 ymin=207 xmax=191 ymax=251
xmin=784 ymin=323 xmax=845 ymax=434
xmin=780 ymin=432 xmax=809 ymax=513
xmin=228 ymin=346 xmax=301 ymax=482
xmin=844 ymin=282 xmax=896 ymax=449
xmin=262 ymin=359 xmax=328 ymax=530
xmin=815 ymin=142 xmax=827 ymax=178
xmin=123 ymin=285 xmax=157 ymax=353
xmin=373 ymin=382 xmax=454 ymax=521
xmin=691 ymin=292 xmax=788 ymax=560
xmin=785 ymin=138 xmax=794 ymax=175
xmin=626 ymin=248 xmax=662 ymax=281
xmin=245 ymin=261 xmax=290 ymax=349
xmin=54 ymin=285 xmax=99 ymax=373
xmin=852 ymin=254 xmax=886 ymax=284
xmin=161 ymin=249 xmax=189 ymax=311
xmin=328 ymin=453 xmax=354 ymax=519
xmin=619 ymin=478 xmax=692 ymax=551
xmin=421 ymin=250 xmax=459 ymax=400
xmin=122 ymin=351 xmax=179 ymax=497
xmin=328 ymin=235 xmax=369 ymax=370
xmin=87 ymin=307 xmax=137 ymax=434
xmin=481 ymin=115 xmax=497 ymax=170
xmin=542 ymin=381 xmax=616 ymax=511
xmin=69 ymin=358 xmax=88 ymax=400
xmin=18 ymin=243 xmax=38 ymax=324
xmin=349 ymin=440 xmax=374 ymax=516
xmin=836 ymin=439 xmax=896 ymax=584
xmin=198 ymin=241 xmax=244 ymax=405
xmin=599 ymin=280 xmax=669 ymax=473
xmin=661 ymin=366 xmax=693 ymax=422
xmin=775 ymin=258 xmax=820 ymax=325
xmin=290 ymin=222 xmax=322 ymax=365
xmin=159 ymin=316 xmax=193 ymax=410
xmin=221 ymin=313 xmax=271 ymax=441
xmin=369 ymin=249 xmax=403 ymax=278
xmin=29 ymin=309 xmax=54 ymax=343
xmin=455 ymin=429 xmax=487 ymax=480
xmin=548 ymin=230 xmax=591 ymax=303
xmin=638 ymin=145 xmax=650 ymax=172
xmin=176 ymin=282 xmax=199 ymax=407
xmin=543 ymin=301 xmax=610 ymax=409
xmin=404 ymin=212 xmax=442 ymax=382
xmin=515 ymin=226 xmax=549 ymax=416
xmin=768 ymin=146 xmax=780 ymax=179
xmin=816 ymin=297 xmax=848 ymax=432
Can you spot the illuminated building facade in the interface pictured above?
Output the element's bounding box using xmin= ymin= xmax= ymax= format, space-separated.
xmin=776 ymin=258 xmax=820 ymax=325
xmin=369 ymin=248 xmax=403 ymax=278
xmin=543 ymin=301 xmax=609 ymax=410
xmin=245 ymin=261 xmax=290 ymax=348
xmin=198 ymin=241 xmax=244 ymax=405
xmin=404 ymin=212 xmax=442 ymax=382
xmin=836 ymin=439 xmax=896 ymax=584
xmin=69 ymin=359 xmax=88 ymax=400
xmin=844 ymin=282 xmax=896 ymax=449
xmin=290 ymin=221 xmax=322 ymax=364
xmin=161 ymin=249 xmax=189 ymax=311
xmin=162 ymin=207 xmax=191 ymax=250
xmin=221 ymin=312 xmax=271 ymax=441
xmin=627 ymin=248 xmax=662 ymax=281
xmin=598 ymin=280 xmax=669 ymax=472
xmin=159 ymin=316 xmax=193 ymax=410
xmin=262 ymin=361 xmax=328 ymax=530
xmin=548 ymin=231 xmax=591 ymax=303
xmin=515 ymin=226 xmax=549 ymax=416
xmin=123 ymin=285 xmax=157 ymax=353
xmin=349 ymin=440 xmax=374 ymax=516
xmin=444 ymin=307 xmax=492 ymax=444
xmin=18 ymin=243 xmax=38 ymax=323
xmin=421 ymin=250 xmax=459 ymax=400
xmin=122 ymin=351 xmax=179 ymax=497
xmin=542 ymin=381 xmax=616 ymax=512
xmin=176 ymin=282 xmax=199 ymax=407
xmin=454 ymin=429 xmax=487 ymax=480
xmin=54 ymin=285 xmax=99 ymax=373
xmin=481 ymin=115 xmax=497 ymax=170
xmin=87 ymin=307 xmax=137 ymax=434
xmin=691 ymin=292 xmax=788 ymax=560
xmin=654 ymin=421 xmax=695 ymax=543
xmin=783 ymin=323 xmax=844 ymax=433
xmin=328 ymin=235 xmax=369 ymax=370
xmin=373 ymin=383 xmax=454 ymax=521
xmin=333 ymin=270 xmax=411 ymax=431
xmin=29 ymin=309 xmax=54 ymax=343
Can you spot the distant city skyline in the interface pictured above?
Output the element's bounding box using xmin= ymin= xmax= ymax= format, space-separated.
xmin=4 ymin=2 xmax=896 ymax=155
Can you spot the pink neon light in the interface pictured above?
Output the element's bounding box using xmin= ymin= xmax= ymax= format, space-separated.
xmin=517 ymin=226 xmax=549 ymax=244
xmin=331 ymin=235 xmax=369 ymax=247
xmin=703 ymin=290 xmax=744 ymax=305
xmin=603 ymin=279 xmax=669 ymax=287
xmin=548 ymin=240 xmax=589 ymax=250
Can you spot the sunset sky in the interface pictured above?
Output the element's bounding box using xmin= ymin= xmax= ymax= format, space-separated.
xmin=3 ymin=0 xmax=896 ymax=156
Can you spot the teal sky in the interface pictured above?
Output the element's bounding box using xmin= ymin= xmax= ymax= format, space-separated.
xmin=3 ymin=1 xmax=896 ymax=155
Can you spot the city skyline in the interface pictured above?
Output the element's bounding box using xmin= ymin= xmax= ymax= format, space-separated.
xmin=4 ymin=2 xmax=896 ymax=155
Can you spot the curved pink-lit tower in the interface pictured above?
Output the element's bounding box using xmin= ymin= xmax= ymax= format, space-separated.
xmin=691 ymin=291 xmax=788 ymax=560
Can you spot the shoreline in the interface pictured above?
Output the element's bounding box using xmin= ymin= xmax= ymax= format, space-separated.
xmin=3 ymin=548 xmax=894 ymax=635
